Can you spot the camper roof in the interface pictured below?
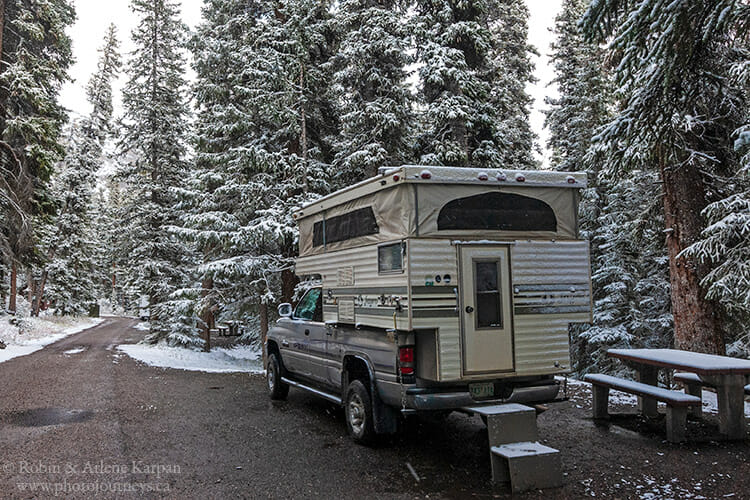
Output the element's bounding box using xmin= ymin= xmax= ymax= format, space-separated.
xmin=293 ymin=166 xmax=587 ymax=220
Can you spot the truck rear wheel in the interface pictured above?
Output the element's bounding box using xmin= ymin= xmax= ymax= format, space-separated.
xmin=345 ymin=380 xmax=375 ymax=444
xmin=267 ymin=353 xmax=289 ymax=400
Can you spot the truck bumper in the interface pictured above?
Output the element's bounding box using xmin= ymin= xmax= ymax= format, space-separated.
xmin=406 ymin=381 xmax=560 ymax=411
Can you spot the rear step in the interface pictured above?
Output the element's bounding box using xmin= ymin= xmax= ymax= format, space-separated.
xmin=281 ymin=377 xmax=342 ymax=405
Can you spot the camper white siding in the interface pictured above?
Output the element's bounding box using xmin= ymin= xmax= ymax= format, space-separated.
xmin=406 ymin=239 xmax=591 ymax=381
xmin=295 ymin=243 xmax=411 ymax=331
xmin=409 ymin=239 xmax=461 ymax=380
xmin=509 ymin=240 xmax=591 ymax=377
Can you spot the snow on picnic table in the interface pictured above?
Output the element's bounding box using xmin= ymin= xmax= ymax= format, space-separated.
xmin=117 ymin=343 xmax=263 ymax=374
xmin=0 ymin=315 xmax=104 ymax=364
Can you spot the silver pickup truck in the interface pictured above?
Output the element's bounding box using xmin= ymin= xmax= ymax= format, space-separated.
xmin=265 ymin=167 xmax=592 ymax=443
xmin=266 ymin=286 xmax=564 ymax=444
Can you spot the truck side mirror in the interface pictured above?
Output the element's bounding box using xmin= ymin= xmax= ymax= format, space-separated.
xmin=278 ymin=303 xmax=293 ymax=318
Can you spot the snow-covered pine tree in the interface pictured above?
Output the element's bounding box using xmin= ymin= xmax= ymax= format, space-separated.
xmin=685 ymin=36 xmax=750 ymax=355
xmin=331 ymin=0 xmax=413 ymax=185
xmin=187 ymin=0 xmax=337 ymax=345
xmin=574 ymin=171 xmax=673 ymax=375
xmin=543 ymin=0 xmax=669 ymax=374
xmin=581 ymin=0 xmax=748 ymax=354
xmin=0 ymin=0 xmax=75 ymax=313
xmin=118 ymin=0 xmax=198 ymax=346
xmin=413 ymin=0 xmax=536 ymax=169
xmin=490 ymin=0 xmax=537 ymax=169
xmin=35 ymin=25 xmax=121 ymax=316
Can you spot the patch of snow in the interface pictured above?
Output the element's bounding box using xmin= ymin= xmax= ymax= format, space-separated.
xmin=0 ymin=316 xmax=104 ymax=364
xmin=116 ymin=343 xmax=263 ymax=373
xmin=63 ymin=347 xmax=86 ymax=355
xmin=133 ymin=321 xmax=150 ymax=331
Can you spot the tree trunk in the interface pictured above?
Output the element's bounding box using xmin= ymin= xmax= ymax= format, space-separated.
xmin=32 ymin=270 xmax=48 ymax=316
xmin=660 ymin=150 xmax=723 ymax=354
xmin=200 ymin=276 xmax=213 ymax=352
xmin=0 ymin=266 xmax=5 ymax=307
xmin=8 ymin=261 xmax=16 ymax=313
xmin=0 ymin=0 xmax=5 ymax=64
xmin=299 ymin=63 xmax=308 ymax=194
xmin=260 ymin=302 xmax=268 ymax=368
xmin=26 ymin=270 xmax=32 ymax=304
xmin=280 ymin=268 xmax=298 ymax=305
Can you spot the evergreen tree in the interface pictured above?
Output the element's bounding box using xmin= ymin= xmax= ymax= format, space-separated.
xmin=413 ymin=0 xmax=536 ymax=169
xmin=332 ymin=0 xmax=413 ymax=185
xmin=186 ymin=0 xmax=338 ymax=346
xmin=118 ymin=0 xmax=197 ymax=345
xmin=574 ymin=172 xmax=673 ymax=375
xmin=685 ymin=48 xmax=750 ymax=354
xmin=0 ymin=0 xmax=75 ymax=312
xmin=581 ymin=0 xmax=748 ymax=354
xmin=36 ymin=25 xmax=121 ymax=316
xmin=545 ymin=0 xmax=611 ymax=175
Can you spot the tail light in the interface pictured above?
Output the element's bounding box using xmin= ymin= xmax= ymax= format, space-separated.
xmin=399 ymin=346 xmax=415 ymax=375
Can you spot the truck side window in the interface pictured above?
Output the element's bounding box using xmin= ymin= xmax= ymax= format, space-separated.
xmin=294 ymin=288 xmax=322 ymax=322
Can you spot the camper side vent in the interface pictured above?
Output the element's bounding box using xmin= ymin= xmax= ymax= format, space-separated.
xmin=338 ymin=298 xmax=356 ymax=323
xmin=337 ymin=267 xmax=355 ymax=286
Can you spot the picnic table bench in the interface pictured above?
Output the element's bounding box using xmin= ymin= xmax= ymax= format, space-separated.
xmin=584 ymin=373 xmax=701 ymax=442
xmin=606 ymin=349 xmax=750 ymax=440
xmin=673 ymin=372 xmax=750 ymax=417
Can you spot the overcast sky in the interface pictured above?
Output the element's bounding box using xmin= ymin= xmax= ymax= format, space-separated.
xmin=60 ymin=0 xmax=562 ymax=167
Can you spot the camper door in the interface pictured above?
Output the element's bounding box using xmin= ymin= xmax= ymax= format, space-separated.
xmin=458 ymin=245 xmax=514 ymax=375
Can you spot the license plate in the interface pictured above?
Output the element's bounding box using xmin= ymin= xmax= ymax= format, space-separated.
xmin=470 ymin=382 xmax=494 ymax=399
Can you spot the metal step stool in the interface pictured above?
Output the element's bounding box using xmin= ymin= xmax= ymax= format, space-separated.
xmin=491 ymin=441 xmax=563 ymax=493
xmin=464 ymin=403 xmax=538 ymax=445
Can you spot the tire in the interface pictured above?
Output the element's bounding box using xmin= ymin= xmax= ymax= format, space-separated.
xmin=345 ymin=379 xmax=376 ymax=444
xmin=267 ymin=353 xmax=289 ymax=400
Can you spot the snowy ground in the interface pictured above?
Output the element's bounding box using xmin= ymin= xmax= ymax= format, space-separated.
xmin=117 ymin=342 xmax=263 ymax=373
xmin=562 ymin=376 xmax=750 ymax=416
xmin=0 ymin=315 xmax=104 ymax=364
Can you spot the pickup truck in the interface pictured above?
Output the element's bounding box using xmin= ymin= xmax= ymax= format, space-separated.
xmin=265 ymin=285 xmax=562 ymax=444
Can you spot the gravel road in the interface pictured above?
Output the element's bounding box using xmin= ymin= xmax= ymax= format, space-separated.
xmin=0 ymin=317 xmax=747 ymax=499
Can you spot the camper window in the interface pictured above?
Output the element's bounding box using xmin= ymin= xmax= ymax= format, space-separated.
xmin=294 ymin=288 xmax=323 ymax=322
xmin=312 ymin=207 xmax=379 ymax=247
xmin=378 ymin=242 xmax=404 ymax=274
xmin=437 ymin=192 xmax=557 ymax=232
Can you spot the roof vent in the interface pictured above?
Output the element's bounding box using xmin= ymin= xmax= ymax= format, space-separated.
xmin=566 ymin=176 xmax=576 ymax=184
xmin=478 ymin=172 xmax=489 ymax=181
xmin=496 ymin=172 xmax=507 ymax=181
xmin=515 ymin=174 xmax=526 ymax=182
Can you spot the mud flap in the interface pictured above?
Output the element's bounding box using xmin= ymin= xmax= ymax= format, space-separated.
xmin=369 ymin=378 xmax=398 ymax=435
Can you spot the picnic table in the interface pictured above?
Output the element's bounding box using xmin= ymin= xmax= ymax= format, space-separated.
xmin=608 ymin=348 xmax=750 ymax=440
xmin=219 ymin=321 xmax=243 ymax=336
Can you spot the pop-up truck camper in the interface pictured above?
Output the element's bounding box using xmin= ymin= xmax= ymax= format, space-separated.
xmin=266 ymin=165 xmax=592 ymax=443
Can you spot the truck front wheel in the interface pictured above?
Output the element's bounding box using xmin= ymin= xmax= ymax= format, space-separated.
xmin=345 ymin=380 xmax=376 ymax=444
xmin=267 ymin=353 xmax=289 ymax=400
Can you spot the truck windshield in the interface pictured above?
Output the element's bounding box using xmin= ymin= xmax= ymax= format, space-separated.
xmin=294 ymin=289 xmax=322 ymax=322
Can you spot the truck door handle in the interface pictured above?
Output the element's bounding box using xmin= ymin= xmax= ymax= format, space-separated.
xmin=465 ymin=306 xmax=474 ymax=313
xmin=282 ymin=340 xmax=289 ymax=347
xmin=304 ymin=329 xmax=310 ymax=336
